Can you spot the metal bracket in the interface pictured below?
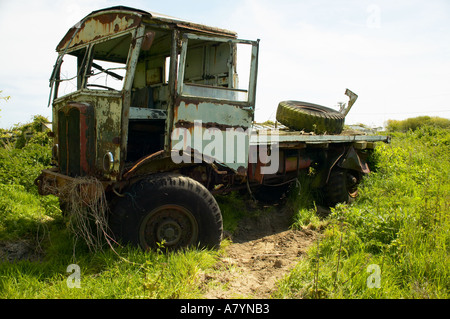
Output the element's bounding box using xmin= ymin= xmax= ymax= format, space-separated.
xmin=339 ymin=88 xmax=358 ymax=116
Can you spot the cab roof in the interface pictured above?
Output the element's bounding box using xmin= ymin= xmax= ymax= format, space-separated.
xmin=56 ymin=6 xmax=237 ymax=52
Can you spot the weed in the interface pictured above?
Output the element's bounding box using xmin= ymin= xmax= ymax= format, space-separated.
xmin=275 ymin=125 xmax=450 ymax=299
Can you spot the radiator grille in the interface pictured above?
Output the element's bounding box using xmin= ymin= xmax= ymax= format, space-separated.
xmin=58 ymin=103 xmax=94 ymax=177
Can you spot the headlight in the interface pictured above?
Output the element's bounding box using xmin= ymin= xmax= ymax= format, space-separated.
xmin=103 ymin=151 xmax=114 ymax=173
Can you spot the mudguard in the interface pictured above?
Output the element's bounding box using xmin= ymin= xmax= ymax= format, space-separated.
xmin=338 ymin=146 xmax=370 ymax=174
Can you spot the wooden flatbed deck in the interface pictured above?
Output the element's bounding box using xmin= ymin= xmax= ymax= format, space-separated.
xmin=251 ymin=123 xmax=390 ymax=146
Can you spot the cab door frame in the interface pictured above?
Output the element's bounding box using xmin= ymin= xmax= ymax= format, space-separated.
xmin=171 ymin=33 xmax=259 ymax=174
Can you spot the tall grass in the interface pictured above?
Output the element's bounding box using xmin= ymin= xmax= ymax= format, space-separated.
xmin=1 ymin=116 xmax=448 ymax=299
xmin=275 ymin=125 xmax=449 ymax=298
xmin=0 ymin=244 xmax=220 ymax=298
xmin=0 ymin=116 xmax=221 ymax=299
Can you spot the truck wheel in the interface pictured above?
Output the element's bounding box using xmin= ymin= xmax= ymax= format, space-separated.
xmin=323 ymin=168 xmax=360 ymax=207
xmin=109 ymin=174 xmax=223 ymax=251
xmin=276 ymin=101 xmax=345 ymax=134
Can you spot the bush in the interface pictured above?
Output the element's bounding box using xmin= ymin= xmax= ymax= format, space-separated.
xmin=386 ymin=116 xmax=450 ymax=132
xmin=0 ymin=143 xmax=51 ymax=192
xmin=0 ymin=115 xmax=56 ymax=240
xmin=275 ymin=126 xmax=450 ymax=299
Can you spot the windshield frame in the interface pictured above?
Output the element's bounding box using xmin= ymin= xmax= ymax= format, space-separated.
xmin=49 ymin=29 xmax=136 ymax=105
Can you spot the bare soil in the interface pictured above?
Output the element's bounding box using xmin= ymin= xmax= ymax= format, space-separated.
xmin=0 ymin=239 xmax=43 ymax=263
xmin=200 ymin=205 xmax=319 ymax=299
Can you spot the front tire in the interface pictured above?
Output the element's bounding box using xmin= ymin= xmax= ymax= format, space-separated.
xmin=109 ymin=174 xmax=223 ymax=251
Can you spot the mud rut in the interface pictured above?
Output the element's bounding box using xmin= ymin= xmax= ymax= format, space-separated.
xmin=200 ymin=205 xmax=319 ymax=299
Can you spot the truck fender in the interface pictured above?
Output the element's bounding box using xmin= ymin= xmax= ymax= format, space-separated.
xmin=337 ymin=146 xmax=370 ymax=174
xmin=121 ymin=149 xmax=232 ymax=187
xmin=325 ymin=146 xmax=369 ymax=185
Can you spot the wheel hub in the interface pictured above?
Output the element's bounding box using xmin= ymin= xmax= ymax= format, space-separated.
xmin=139 ymin=204 xmax=198 ymax=250
xmin=157 ymin=220 xmax=182 ymax=245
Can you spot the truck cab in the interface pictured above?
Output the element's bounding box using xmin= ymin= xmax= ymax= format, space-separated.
xmin=47 ymin=6 xmax=258 ymax=183
xmin=36 ymin=6 xmax=389 ymax=251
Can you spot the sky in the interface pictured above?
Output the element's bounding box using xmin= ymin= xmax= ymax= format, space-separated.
xmin=0 ymin=0 xmax=449 ymax=129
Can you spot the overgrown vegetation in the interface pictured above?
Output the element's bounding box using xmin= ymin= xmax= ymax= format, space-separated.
xmin=0 ymin=115 xmax=448 ymax=299
xmin=386 ymin=116 xmax=450 ymax=132
xmin=0 ymin=116 xmax=223 ymax=299
xmin=275 ymin=118 xmax=449 ymax=299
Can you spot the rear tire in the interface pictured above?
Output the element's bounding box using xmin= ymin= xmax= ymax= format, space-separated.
xmin=109 ymin=174 xmax=223 ymax=251
xmin=276 ymin=101 xmax=345 ymax=134
xmin=323 ymin=168 xmax=360 ymax=207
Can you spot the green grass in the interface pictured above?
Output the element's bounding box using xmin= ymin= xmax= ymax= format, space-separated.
xmin=0 ymin=244 xmax=220 ymax=298
xmin=0 ymin=116 xmax=223 ymax=299
xmin=1 ymin=116 xmax=448 ymax=299
xmin=0 ymin=184 xmax=222 ymax=299
xmin=274 ymin=125 xmax=450 ymax=299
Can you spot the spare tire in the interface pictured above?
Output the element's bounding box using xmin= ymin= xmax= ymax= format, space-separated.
xmin=276 ymin=101 xmax=345 ymax=134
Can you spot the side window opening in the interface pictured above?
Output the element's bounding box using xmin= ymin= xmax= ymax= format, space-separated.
xmin=179 ymin=35 xmax=258 ymax=104
xmin=127 ymin=29 xmax=172 ymax=163
xmin=56 ymin=48 xmax=88 ymax=98
xmin=130 ymin=29 xmax=173 ymax=111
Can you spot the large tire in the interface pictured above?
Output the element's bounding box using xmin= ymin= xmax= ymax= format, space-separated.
xmin=109 ymin=174 xmax=223 ymax=251
xmin=276 ymin=101 xmax=345 ymax=134
xmin=322 ymin=168 xmax=360 ymax=207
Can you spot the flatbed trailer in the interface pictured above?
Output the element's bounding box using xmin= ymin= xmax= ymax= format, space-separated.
xmin=243 ymin=123 xmax=390 ymax=203
xmin=252 ymin=123 xmax=390 ymax=145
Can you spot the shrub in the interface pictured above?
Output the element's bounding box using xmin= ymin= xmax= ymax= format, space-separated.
xmin=276 ymin=126 xmax=450 ymax=299
xmin=386 ymin=116 xmax=450 ymax=132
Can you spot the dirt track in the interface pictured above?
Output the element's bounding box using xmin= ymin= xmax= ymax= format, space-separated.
xmin=200 ymin=205 xmax=318 ymax=299
xmin=0 ymin=201 xmax=319 ymax=299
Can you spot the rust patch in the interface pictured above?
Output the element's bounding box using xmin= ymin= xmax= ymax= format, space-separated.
xmin=57 ymin=12 xmax=142 ymax=51
xmin=174 ymin=120 xmax=248 ymax=131
xmin=122 ymin=150 xmax=165 ymax=179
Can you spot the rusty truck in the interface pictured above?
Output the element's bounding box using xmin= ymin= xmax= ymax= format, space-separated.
xmin=35 ymin=6 xmax=390 ymax=251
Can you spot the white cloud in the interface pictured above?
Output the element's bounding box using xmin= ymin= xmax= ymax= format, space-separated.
xmin=0 ymin=0 xmax=108 ymax=128
xmin=0 ymin=0 xmax=448 ymax=129
xmin=222 ymin=0 xmax=450 ymax=126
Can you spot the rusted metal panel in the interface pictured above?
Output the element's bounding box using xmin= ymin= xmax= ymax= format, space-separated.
xmin=57 ymin=12 xmax=142 ymax=52
xmin=171 ymin=100 xmax=253 ymax=173
xmin=339 ymin=146 xmax=370 ymax=174
xmin=175 ymin=101 xmax=252 ymax=128
xmin=254 ymin=130 xmax=390 ymax=145
xmin=129 ymin=107 xmax=167 ymax=120
xmin=57 ymin=7 xmax=237 ymax=53
xmin=172 ymin=34 xmax=259 ymax=175
xmin=53 ymin=91 xmax=123 ymax=180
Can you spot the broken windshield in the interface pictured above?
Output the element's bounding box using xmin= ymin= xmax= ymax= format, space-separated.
xmin=86 ymin=59 xmax=126 ymax=91
xmin=52 ymin=47 xmax=88 ymax=99
xmin=49 ymin=33 xmax=132 ymax=102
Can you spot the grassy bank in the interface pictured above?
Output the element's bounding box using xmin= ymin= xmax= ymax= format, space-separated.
xmin=1 ymin=116 xmax=448 ymax=299
xmin=275 ymin=124 xmax=449 ymax=298
xmin=0 ymin=117 xmax=222 ymax=299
